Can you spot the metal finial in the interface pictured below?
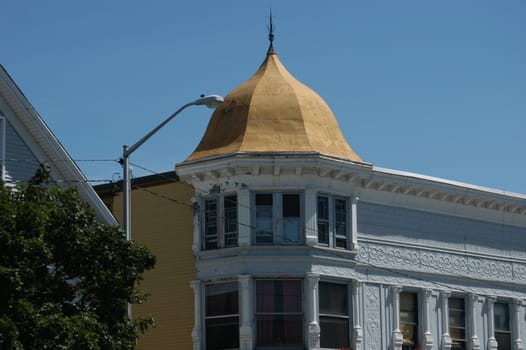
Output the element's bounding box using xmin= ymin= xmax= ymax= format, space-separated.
xmin=267 ymin=10 xmax=275 ymax=54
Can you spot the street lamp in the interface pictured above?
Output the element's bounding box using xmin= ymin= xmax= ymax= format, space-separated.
xmin=121 ymin=94 xmax=223 ymax=242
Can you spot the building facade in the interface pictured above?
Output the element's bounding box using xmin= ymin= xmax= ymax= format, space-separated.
xmin=98 ymin=41 xmax=526 ymax=350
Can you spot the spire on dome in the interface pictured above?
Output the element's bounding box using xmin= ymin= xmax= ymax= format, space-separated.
xmin=267 ymin=10 xmax=275 ymax=54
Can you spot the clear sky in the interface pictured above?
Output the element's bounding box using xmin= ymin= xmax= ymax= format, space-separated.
xmin=2 ymin=1 xmax=525 ymax=194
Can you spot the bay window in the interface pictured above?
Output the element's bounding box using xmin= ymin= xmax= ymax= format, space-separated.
xmin=319 ymin=282 xmax=350 ymax=349
xmin=203 ymin=195 xmax=238 ymax=250
xmin=255 ymin=279 xmax=303 ymax=348
xmin=205 ymin=282 xmax=239 ymax=350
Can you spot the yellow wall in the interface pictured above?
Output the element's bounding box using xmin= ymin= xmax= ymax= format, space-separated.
xmin=109 ymin=180 xmax=195 ymax=349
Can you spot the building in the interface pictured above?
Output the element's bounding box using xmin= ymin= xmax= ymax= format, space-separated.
xmin=0 ymin=65 xmax=115 ymax=224
xmin=96 ymin=36 xmax=526 ymax=350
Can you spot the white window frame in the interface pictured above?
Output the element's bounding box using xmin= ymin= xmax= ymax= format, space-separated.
xmin=254 ymin=278 xmax=304 ymax=348
xmin=202 ymin=194 xmax=238 ymax=250
xmin=447 ymin=296 xmax=467 ymax=350
xmin=494 ymin=301 xmax=512 ymax=350
xmin=253 ymin=191 xmax=304 ymax=245
xmin=318 ymin=281 xmax=351 ymax=349
xmin=316 ymin=194 xmax=350 ymax=249
xmin=204 ymin=281 xmax=240 ymax=350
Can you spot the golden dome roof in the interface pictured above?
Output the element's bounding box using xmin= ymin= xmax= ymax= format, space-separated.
xmin=186 ymin=49 xmax=362 ymax=162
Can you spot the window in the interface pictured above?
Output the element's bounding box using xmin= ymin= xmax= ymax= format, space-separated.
xmin=205 ymin=282 xmax=239 ymax=350
xmin=400 ymin=292 xmax=419 ymax=350
xmin=319 ymin=282 xmax=350 ymax=349
xmin=256 ymin=279 xmax=303 ymax=348
xmin=203 ymin=195 xmax=238 ymax=250
xmin=254 ymin=193 xmax=302 ymax=245
xmin=317 ymin=195 xmax=348 ymax=249
xmin=255 ymin=194 xmax=273 ymax=244
xmin=494 ymin=302 xmax=511 ymax=350
xmin=449 ymin=298 xmax=466 ymax=350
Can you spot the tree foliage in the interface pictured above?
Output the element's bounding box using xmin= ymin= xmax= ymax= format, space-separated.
xmin=0 ymin=165 xmax=156 ymax=349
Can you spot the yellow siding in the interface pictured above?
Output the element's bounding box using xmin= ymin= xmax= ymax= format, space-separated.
xmin=111 ymin=181 xmax=195 ymax=349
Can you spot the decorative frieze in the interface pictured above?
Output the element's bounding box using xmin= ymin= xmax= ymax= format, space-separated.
xmin=358 ymin=242 xmax=526 ymax=284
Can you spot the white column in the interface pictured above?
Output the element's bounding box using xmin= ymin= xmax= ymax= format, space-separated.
xmin=423 ymin=289 xmax=434 ymax=349
xmin=440 ymin=291 xmax=452 ymax=350
xmin=513 ymin=299 xmax=524 ymax=350
xmin=350 ymin=197 xmax=359 ymax=251
xmin=306 ymin=273 xmax=320 ymax=349
xmin=191 ymin=197 xmax=201 ymax=254
xmin=238 ymin=275 xmax=253 ymax=350
xmin=486 ymin=296 xmax=498 ymax=350
xmin=305 ymin=189 xmax=318 ymax=246
xmin=469 ymin=294 xmax=481 ymax=350
xmin=191 ymin=280 xmax=202 ymax=350
xmin=352 ymin=280 xmax=363 ymax=350
xmin=392 ymin=286 xmax=404 ymax=350
xmin=237 ymin=189 xmax=251 ymax=247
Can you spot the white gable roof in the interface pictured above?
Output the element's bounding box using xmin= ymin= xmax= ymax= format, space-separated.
xmin=0 ymin=65 xmax=116 ymax=225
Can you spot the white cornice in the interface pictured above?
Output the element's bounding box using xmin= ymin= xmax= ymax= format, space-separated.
xmin=176 ymin=152 xmax=526 ymax=218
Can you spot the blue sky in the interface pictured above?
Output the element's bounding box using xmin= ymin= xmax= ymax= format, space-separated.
xmin=2 ymin=1 xmax=525 ymax=193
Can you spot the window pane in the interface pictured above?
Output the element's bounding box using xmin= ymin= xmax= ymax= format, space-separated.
xmin=283 ymin=218 xmax=300 ymax=242
xmin=283 ymin=194 xmax=300 ymax=217
xmin=495 ymin=331 xmax=511 ymax=350
xmin=317 ymin=196 xmax=329 ymax=244
xmin=205 ymin=282 xmax=239 ymax=350
xmin=256 ymin=314 xmax=303 ymax=347
xmin=494 ymin=303 xmax=510 ymax=331
xmin=256 ymin=280 xmax=303 ymax=348
xmin=335 ymin=198 xmax=347 ymax=248
xmin=256 ymin=280 xmax=302 ymax=313
xmin=206 ymin=316 xmax=239 ymax=350
xmin=256 ymin=193 xmax=273 ymax=205
xmin=320 ymin=316 xmax=349 ymax=349
xmin=204 ymin=199 xmax=218 ymax=250
xmin=400 ymin=292 xmax=418 ymax=348
xmin=335 ymin=199 xmax=347 ymax=236
xmin=256 ymin=194 xmax=273 ymax=244
xmin=224 ymin=195 xmax=238 ymax=247
xmin=319 ymin=282 xmax=348 ymax=316
xmin=206 ymin=282 xmax=238 ymax=317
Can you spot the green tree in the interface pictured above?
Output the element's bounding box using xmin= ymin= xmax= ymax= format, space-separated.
xmin=0 ymin=165 xmax=156 ymax=349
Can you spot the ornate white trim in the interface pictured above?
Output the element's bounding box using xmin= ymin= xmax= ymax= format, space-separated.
xmin=357 ymin=241 xmax=526 ymax=284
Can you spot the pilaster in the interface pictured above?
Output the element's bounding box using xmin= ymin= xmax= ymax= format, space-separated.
xmin=513 ymin=299 xmax=524 ymax=350
xmin=392 ymin=286 xmax=403 ymax=350
xmin=440 ymin=290 xmax=452 ymax=350
xmin=305 ymin=189 xmax=318 ymax=246
xmin=486 ymin=296 xmax=498 ymax=350
xmin=238 ymin=275 xmax=253 ymax=350
xmin=423 ymin=289 xmax=434 ymax=350
xmin=190 ymin=280 xmax=202 ymax=350
xmin=469 ymin=294 xmax=481 ymax=350
xmin=352 ymin=280 xmax=363 ymax=350
xmin=306 ymin=273 xmax=320 ymax=349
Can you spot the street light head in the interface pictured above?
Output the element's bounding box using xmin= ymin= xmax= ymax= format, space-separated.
xmin=194 ymin=94 xmax=224 ymax=109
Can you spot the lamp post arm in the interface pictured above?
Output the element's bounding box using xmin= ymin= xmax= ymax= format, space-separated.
xmin=124 ymin=101 xmax=195 ymax=159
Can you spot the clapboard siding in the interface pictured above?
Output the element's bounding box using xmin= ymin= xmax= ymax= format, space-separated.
xmin=4 ymin=118 xmax=40 ymax=184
